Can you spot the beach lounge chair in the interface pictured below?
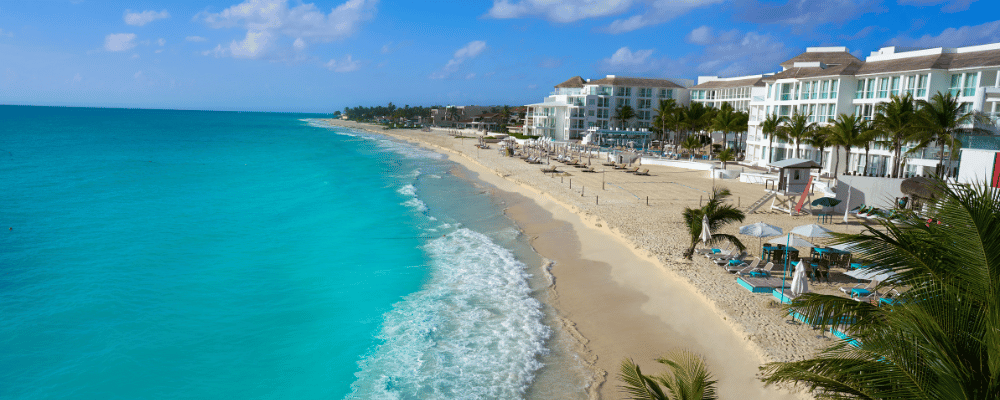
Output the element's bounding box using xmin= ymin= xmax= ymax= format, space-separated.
xmin=623 ymin=167 xmax=639 ymax=173
xmin=715 ymin=251 xmax=748 ymax=266
xmin=700 ymin=244 xmax=734 ymax=257
xmin=705 ymin=246 xmax=735 ymax=259
xmin=581 ymin=166 xmax=596 ymax=173
xmin=726 ymin=257 xmax=758 ymax=273
xmin=737 ymin=261 xmax=773 ymax=277
xmin=840 ymin=280 xmax=880 ymax=299
xmin=540 ymin=166 xmax=558 ymax=173
xmin=711 ymin=251 xmax=746 ymax=265
xmin=879 ymin=288 xmax=902 ymax=306
xmin=634 ymin=168 xmax=650 ymax=176
xmin=602 ymin=161 xmax=616 ymax=166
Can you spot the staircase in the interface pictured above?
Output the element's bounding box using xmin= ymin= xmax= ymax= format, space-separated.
xmin=745 ymin=192 xmax=776 ymax=214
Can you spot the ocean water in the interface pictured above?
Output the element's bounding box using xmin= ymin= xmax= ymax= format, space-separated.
xmin=0 ymin=106 xmax=587 ymax=399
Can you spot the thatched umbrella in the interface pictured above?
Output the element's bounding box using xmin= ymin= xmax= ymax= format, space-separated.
xmin=900 ymin=176 xmax=938 ymax=200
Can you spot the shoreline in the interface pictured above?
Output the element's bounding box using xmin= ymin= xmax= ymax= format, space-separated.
xmin=320 ymin=120 xmax=817 ymax=400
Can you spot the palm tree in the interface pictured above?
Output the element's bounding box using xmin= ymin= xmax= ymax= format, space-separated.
xmin=761 ymin=180 xmax=1000 ymax=399
xmin=615 ymin=105 xmax=637 ymax=130
xmin=711 ymin=107 xmax=747 ymax=152
xmin=717 ymin=148 xmax=735 ymax=170
xmin=870 ymin=94 xmax=917 ymax=178
xmin=684 ymin=103 xmax=714 ymax=144
xmin=761 ymin=113 xmax=782 ymax=164
xmin=680 ymin=134 xmax=702 ymax=159
xmin=681 ymin=187 xmax=745 ymax=259
xmin=654 ymin=99 xmax=677 ymax=143
xmin=826 ymin=113 xmax=866 ymax=178
xmin=779 ymin=111 xmax=816 ymax=159
xmin=808 ymin=125 xmax=833 ymax=170
xmin=914 ymin=92 xmax=990 ymax=178
xmin=620 ymin=351 xmax=718 ymax=400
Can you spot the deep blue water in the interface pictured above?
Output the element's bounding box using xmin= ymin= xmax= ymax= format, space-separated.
xmin=0 ymin=106 xmax=570 ymax=399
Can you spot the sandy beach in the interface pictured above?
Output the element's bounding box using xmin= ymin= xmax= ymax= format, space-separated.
xmin=322 ymin=120 xmax=866 ymax=400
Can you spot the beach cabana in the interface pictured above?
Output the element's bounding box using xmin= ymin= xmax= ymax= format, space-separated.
xmin=764 ymin=158 xmax=821 ymax=215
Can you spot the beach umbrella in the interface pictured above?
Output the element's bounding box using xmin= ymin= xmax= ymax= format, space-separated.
xmin=811 ymin=197 xmax=841 ymax=207
xmin=791 ymin=261 xmax=811 ymax=296
xmin=700 ymin=215 xmax=712 ymax=244
xmin=767 ymin=234 xmax=814 ymax=248
xmin=790 ymin=223 xmax=834 ymax=239
xmin=845 ymin=267 xmax=895 ymax=282
xmin=739 ymin=222 xmax=783 ymax=255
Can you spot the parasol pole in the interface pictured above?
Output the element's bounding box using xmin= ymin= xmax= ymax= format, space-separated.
xmin=782 ymin=233 xmax=790 ymax=293
xmin=843 ymin=181 xmax=852 ymax=224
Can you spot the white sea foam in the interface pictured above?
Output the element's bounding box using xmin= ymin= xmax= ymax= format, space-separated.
xmin=346 ymin=228 xmax=550 ymax=399
xmin=397 ymin=184 xmax=417 ymax=197
xmin=402 ymin=198 xmax=428 ymax=212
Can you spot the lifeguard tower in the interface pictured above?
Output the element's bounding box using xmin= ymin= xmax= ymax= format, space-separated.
xmin=745 ymin=158 xmax=820 ymax=215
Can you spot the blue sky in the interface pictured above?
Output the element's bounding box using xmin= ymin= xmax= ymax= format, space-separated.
xmin=1 ymin=0 xmax=999 ymax=113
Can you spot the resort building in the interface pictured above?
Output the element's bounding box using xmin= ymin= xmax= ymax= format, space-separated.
xmin=524 ymin=75 xmax=692 ymax=141
xmin=689 ymin=75 xmax=767 ymax=112
xmin=744 ymin=42 xmax=1000 ymax=178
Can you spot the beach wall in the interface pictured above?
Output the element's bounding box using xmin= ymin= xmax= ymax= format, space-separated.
xmin=833 ymin=176 xmax=905 ymax=213
xmin=640 ymin=158 xmax=715 ymax=170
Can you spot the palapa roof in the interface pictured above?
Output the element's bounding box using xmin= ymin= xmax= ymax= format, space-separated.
xmin=779 ymin=51 xmax=862 ymax=69
xmin=587 ymin=76 xmax=684 ymax=89
xmin=690 ymin=77 xmax=765 ymax=89
xmin=855 ymin=53 xmax=952 ymax=75
xmin=555 ymin=76 xmax=586 ymax=88
xmin=769 ymin=158 xmax=821 ymax=169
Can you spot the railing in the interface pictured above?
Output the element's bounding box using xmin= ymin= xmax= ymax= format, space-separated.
xmin=752 ymin=96 xmax=765 ymax=102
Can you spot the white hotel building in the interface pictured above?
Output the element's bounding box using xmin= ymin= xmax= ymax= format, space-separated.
xmin=524 ymin=75 xmax=692 ymax=141
xmin=743 ymin=42 xmax=1000 ymax=178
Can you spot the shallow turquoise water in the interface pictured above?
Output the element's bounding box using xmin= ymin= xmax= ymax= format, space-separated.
xmin=0 ymin=106 xmax=573 ymax=399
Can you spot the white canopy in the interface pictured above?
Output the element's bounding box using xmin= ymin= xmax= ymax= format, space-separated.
xmin=767 ymin=234 xmax=815 ymax=248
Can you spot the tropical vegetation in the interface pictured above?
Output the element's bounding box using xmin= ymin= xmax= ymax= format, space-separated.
xmin=912 ymin=92 xmax=991 ymax=178
xmin=761 ymin=113 xmax=783 ymax=164
xmin=681 ymin=187 xmax=745 ymax=260
xmin=761 ymin=180 xmax=1000 ymax=399
xmin=620 ymin=351 xmax=718 ymax=400
xmin=778 ymin=111 xmax=816 ymax=159
xmin=825 ymin=113 xmax=867 ymax=179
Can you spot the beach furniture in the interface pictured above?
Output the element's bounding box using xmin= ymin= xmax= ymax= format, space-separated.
xmin=715 ymin=251 xmax=748 ymax=266
xmin=581 ymin=166 xmax=596 ymax=173
xmin=727 ymin=258 xmax=759 ymax=273
xmin=540 ymin=166 xmax=558 ymax=173
xmin=623 ymin=167 xmax=639 ymax=173
xmin=840 ymin=280 xmax=880 ymax=299
xmin=634 ymin=168 xmax=650 ymax=176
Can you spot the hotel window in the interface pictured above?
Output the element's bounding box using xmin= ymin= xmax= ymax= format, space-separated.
xmin=865 ymin=78 xmax=875 ymax=99
xmin=767 ymin=84 xmax=773 ymax=99
xmin=877 ymin=77 xmax=889 ymax=98
xmin=779 ymin=105 xmax=791 ymax=117
xmin=819 ymin=80 xmax=829 ymax=99
xmin=588 ymin=99 xmax=596 ymax=106
xmin=597 ymin=98 xmax=609 ymax=107
xmin=856 ymin=80 xmax=864 ymax=99
xmin=950 ymin=74 xmax=962 ymax=97
xmin=890 ymin=76 xmax=900 ymax=97
xmin=830 ymin=79 xmax=838 ymax=99
xmin=811 ymin=81 xmax=819 ymax=99
xmin=905 ymin=75 xmax=916 ymax=96
xmin=793 ymin=83 xmax=801 ymax=100
xmin=917 ymin=74 xmax=928 ymax=97
xmin=588 ymin=110 xmax=595 ymax=117
xmin=964 ymin=72 xmax=979 ymax=96
xmin=780 ymin=84 xmax=792 ymax=101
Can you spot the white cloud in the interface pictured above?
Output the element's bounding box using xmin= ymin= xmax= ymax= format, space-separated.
xmin=538 ymin=57 xmax=564 ymax=69
xmin=888 ymin=20 xmax=1000 ymax=48
xmin=155 ymin=49 xmax=164 ymax=53
xmin=0 ymin=28 xmax=13 ymax=38
xmin=72 ymin=73 xmax=82 ymax=83
xmin=465 ymin=73 xmax=476 ymax=79
xmin=484 ymin=0 xmax=632 ymax=23
xmin=104 ymin=33 xmax=137 ymax=52
xmin=134 ymin=71 xmax=144 ymax=80
xmin=124 ymin=10 xmax=170 ymax=26
xmin=186 ymin=36 xmax=208 ymax=42
xmin=604 ymin=0 xmax=725 ymax=33
xmin=229 ymin=30 xmax=273 ymax=59
xmin=157 ymin=38 xmax=166 ymax=46
xmin=603 ymin=47 xmax=655 ymax=68
xmin=897 ymin=0 xmax=979 ymax=13
xmin=325 ymin=54 xmax=361 ymax=72
xmin=293 ymin=37 xmax=306 ymax=50
xmin=432 ymin=40 xmax=487 ymax=79
xmin=695 ymin=30 xmax=788 ymax=77
xmin=735 ymin=0 xmax=883 ymax=26
xmin=202 ymin=44 xmax=227 ymax=57
xmin=685 ymin=25 xmax=740 ymax=46
xmin=197 ymin=0 xmax=377 ymax=58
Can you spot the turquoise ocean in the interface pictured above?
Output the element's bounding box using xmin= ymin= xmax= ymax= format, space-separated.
xmin=0 ymin=106 xmax=588 ymax=399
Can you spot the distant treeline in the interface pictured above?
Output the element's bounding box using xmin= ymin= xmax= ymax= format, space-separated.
xmin=340 ymin=103 xmax=438 ymax=121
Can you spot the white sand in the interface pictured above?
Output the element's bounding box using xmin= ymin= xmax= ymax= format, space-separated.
xmin=322 ymin=121 xmax=857 ymax=400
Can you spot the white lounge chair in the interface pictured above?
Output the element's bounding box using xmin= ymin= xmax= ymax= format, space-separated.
xmin=726 ymin=258 xmax=759 ymax=273
xmin=841 ymin=280 xmax=880 ymax=299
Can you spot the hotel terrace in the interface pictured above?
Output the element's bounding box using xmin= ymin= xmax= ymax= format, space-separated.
xmin=524 ymin=75 xmax=692 ymax=141
xmin=525 ymin=41 xmax=1000 ymax=178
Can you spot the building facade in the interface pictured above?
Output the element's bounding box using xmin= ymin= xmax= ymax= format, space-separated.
xmin=689 ymin=75 xmax=767 ymax=112
xmin=744 ymin=42 xmax=1000 ymax=178
xmin=524 ymin=75 xmax=692 ymax=141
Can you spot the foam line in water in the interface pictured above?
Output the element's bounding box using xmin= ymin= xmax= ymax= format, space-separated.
xmin=346 ymin=228 xmax=550 ymax=399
